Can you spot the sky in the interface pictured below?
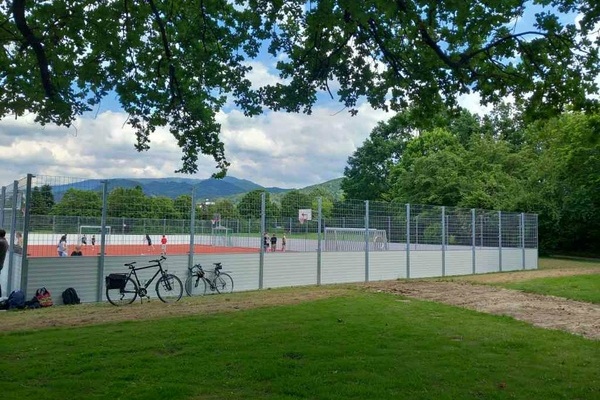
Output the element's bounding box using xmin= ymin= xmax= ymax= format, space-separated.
xmin=0 ymin=4 xmax=581 ymax=190
xmin=0 ymin=67 xmax=491 ymax=190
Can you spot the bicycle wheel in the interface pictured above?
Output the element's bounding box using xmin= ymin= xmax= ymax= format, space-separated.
xmin=213 ymin=273 xmax=234 ymax=294
xmin=106 ymin=277 xmax=138 ymax=306
xmin=185 ymin=275 xmax=207 ymax=296
xmin=156 ymin=274 xmax=183 ymax=303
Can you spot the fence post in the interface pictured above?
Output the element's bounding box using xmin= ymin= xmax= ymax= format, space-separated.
xmin=364 ymin=200 xmax=370 ymax=282
xmin=97 ymin=181 xmax=108 ymax=302
xmin=20 ymin=174 xmax=33 ymax=293
xmin=521 ymin=213 xmax=525 ymax=270
xmin=441 ymin=206 xmax=446 ymax=277
xmin=188 ymin=185 xmax=197 ymax=269
xmin=498 ymin=210 xmax=502 ymax=272
xmin=471 ymin=209 xmax=476 ymax=274
xmin=387 ymin=215 xmax=391 ymax=249
xmin=259 ymin=192 xmax=265 ymax=290
xmin=317 ymin=197 xmax=322 ymax=285
xmin=535 ymin=214 xmax=539 ymax=268
xmin=0 ymin=186 xmax=5 ymax=227
xmin=406 ymin=203 xmax=411 ymax=279
xmin=7 ymin=181 xmax=18 ymax=293
xmin=480 ymin=214 xmax=483 ymax=247
xmin=415 ymin=216 xmax=418 ymax=248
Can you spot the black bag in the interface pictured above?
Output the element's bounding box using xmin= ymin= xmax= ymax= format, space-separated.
xmin=105 ymin=274 xmax=128 ymax=290
xmin=62 ymin=287 xmax=81 ymax=305
xmin=8 ymin=290 xmax=26 ymax=310
xmin=24 ymin=296 xmax=41 ymax=309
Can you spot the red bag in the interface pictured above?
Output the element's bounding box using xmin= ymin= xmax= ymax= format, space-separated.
xmin=35 ymin=287 xmax=53 ymax=307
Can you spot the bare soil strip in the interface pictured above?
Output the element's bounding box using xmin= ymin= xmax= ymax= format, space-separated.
xmin=0 ymin=287 xmax=352 ymax=332
xmin=366 ymin=280 xmax=599 ymax=340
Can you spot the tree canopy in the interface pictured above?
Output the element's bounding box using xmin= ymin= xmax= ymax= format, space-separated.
xmin=342 ymin=105 xmax=600 ymax=255
xmin=2 ymin=0 xmax=599 ymax=175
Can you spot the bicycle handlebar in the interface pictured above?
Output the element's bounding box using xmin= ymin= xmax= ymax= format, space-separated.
xmin=149 ymin=255 xmax=167 ymax=263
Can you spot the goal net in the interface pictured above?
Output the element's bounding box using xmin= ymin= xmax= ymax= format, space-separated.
xmin=78 ymin=225 xmax=111 ymax=244
xmin=324 ymin=227 xmax=388 ymax=251
xmin=211 ymin=226 xmax=232 ymax=247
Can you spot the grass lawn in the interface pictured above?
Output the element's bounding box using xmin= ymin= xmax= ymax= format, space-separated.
xmin=538 ymin=257 xmax=600 ymax=270
xmin=1 ymin=291 xmax=598 ymax=400
xmin=500 ymin=274 xmax=600 ymax=304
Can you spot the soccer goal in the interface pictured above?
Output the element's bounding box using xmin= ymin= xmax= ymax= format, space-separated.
xmin=78 ymin=225 xmax=111 ymax=244
xmin=323 ymin=227 xmax=388 ymax=251
xmin=211 ymin=225 xmax=232 ymax=247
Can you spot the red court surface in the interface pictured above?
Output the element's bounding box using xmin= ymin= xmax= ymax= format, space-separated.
xmin=27 ymin=244 xmax=259 ymax=258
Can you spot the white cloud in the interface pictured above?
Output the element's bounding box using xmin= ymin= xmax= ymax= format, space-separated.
xmin=243 ymin=60 xmax=286 ymax=89
xmin=457 ymin=92 xmax=504 ymax=115
xmin=0 ymin=102 xmax=391 ymax=189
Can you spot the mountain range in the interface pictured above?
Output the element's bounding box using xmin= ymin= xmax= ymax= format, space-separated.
xmin=51 ymin=176 xmax=344 ymax=202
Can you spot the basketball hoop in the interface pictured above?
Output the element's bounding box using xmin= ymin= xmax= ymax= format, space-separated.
xmin=298 ymin=209 xmax=312 ymax=225
xmin=298 ymin=213 xmax=308 ymax=225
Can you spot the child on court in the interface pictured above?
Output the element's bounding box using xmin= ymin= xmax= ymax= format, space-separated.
xmin=160 ymin=234 xmax=167 ymax=255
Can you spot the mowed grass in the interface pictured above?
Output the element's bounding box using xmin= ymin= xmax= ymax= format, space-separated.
xmin=1 ymin=292 xmax=598 ymax=400
xmin=538 ymin=256 xmax=600 ymax=270
xmin=501 ymin=274 xmax=600 ymax=303
xmin=495 ymin=257 xmax=600 ymax=303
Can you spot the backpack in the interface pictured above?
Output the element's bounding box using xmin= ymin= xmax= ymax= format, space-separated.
xmin=62 ymin=287 xmax=81 ymax=305
xmin=24 ymin=296 xmax=41 ymax=309
xmin=35 ymin=287 xmax=54 ymax=307
xmin=8 ymin=290 xmax=25 ymax=310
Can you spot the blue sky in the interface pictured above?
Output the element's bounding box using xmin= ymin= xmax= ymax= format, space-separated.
xmin=0 ymin=3 xmax=584 ymax=189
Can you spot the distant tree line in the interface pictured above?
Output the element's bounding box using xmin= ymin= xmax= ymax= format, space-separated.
xmin=341 ymin=105 xmax=599 ymax=256
xmin=29 ymin=184 xmax=337 ymax=223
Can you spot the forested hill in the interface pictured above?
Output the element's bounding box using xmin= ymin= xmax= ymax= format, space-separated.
xmin=51 ymin=176 xmax=342 ymax=202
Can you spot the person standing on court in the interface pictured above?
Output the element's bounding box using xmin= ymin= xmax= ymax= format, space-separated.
xmin=270 ymin=233 xmax=277 ymax=252
xmin=160 ymin=234 xmax=167 ymax=255
xmin=57 ymin=234 xmax=68 ymax=257
xmin=263 ymin=232 xmax=269 ymax=252
xmin=14 ymin=231 xmax=23 ymax=255
xmin=146 ymin=234 xmax=155 ymax=249
xmin=281 ymin=234 xmax=287 ymax=252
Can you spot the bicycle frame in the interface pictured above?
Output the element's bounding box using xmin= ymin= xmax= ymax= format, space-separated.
xmin=124 ymin=257 xmax=173 ymax=297
xmin=188 ymin=263 xmax=226 ymax=291
xmin=128 ymin=262 xmax=165 ymax=290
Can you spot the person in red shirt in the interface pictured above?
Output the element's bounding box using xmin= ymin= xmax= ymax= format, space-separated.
xmin=160 ymin=235 xmax=167 ymax=255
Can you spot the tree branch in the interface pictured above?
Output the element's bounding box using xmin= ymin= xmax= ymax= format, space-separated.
xmin=146 ymin=0 xmax=183 ymax=106
xmin=12 ymin=0 xmax=56 ymax=99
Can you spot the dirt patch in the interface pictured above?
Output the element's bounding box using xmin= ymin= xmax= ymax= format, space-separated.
xmin=0 ymin=287 xmax=352 ymax=332
xmin=366 ymin=280 xmax=600 ymax=340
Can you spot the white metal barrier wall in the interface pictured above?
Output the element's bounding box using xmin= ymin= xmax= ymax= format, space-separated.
xmin=19 ymin=248 xmax=538 ymax=304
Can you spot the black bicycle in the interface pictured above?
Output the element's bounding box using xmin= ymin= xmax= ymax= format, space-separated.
xmin=105 ymin=256 xmax=183 ymax=305
xmin=185 ymin=262 xmax=234 ymax=296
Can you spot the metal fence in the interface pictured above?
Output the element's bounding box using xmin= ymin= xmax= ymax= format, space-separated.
xmin=0 ymin=174 xmax=538 ymax=297
xmin=0 ymin=174 xmax=538 ymax=254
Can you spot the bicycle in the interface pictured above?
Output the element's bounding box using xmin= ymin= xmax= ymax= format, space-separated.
xmin=185 ymin=262 xmax=234 ymax=296
xmin=105 ymin=256 xmax=183 ymax=306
